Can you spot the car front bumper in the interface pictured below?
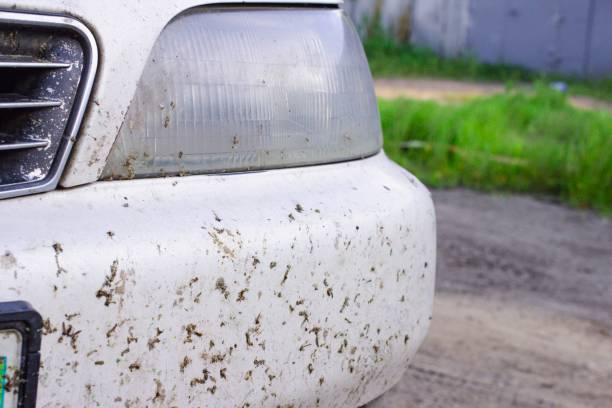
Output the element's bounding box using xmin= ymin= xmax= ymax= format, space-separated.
xmin=0 ymin=153 xmax=435 ymax=407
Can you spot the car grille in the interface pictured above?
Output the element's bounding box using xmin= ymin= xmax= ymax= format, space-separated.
xmin=0 ymin=11 xmax=97 ymax=199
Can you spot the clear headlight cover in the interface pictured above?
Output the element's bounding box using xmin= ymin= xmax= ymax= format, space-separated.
xmin=103 ymin=7 xmax=382 ymax=179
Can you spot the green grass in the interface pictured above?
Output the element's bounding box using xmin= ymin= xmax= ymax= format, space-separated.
xmin=364 ymin=28 xmax=612 ymax=102
xmin=381 ymin=88 xmax=612 ymax=213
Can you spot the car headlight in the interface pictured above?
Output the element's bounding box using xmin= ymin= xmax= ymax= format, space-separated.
xmin=103 ymin=7 xmax=382 ymax=178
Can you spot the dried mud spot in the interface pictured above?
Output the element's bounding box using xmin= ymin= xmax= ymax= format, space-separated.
xmin=2 ymin=368 xmax=22 ymax=394
xmin=180 ymin=356 xmax=191 ymax=373
xmin=184 ymin=323 xmax=203 ymax=343
xmin=236 ymin=288 xmax=248 ymax=302
xmin=58 ymin=322 xmax=81 ymax=353
xmin=106 ymin=323 xmax=118 ymax=339
xmin=281 ymin=265 xmax=291 ymax=285
xmin=95 ymin=260 xmax=120 ymax=306
xmin=42 ymin=318 xmax=57 ymax=335
xmin=215 ymin=277 xmax=230 ymax=299
xmin=298 ymin=310 xmax=309 ymax=326
xmin=190 ymin=369 xmax=211 ymax=387
xmin=208 ymin=229 xmax=236 ymax=259
xmin=340 ymin=297 xmax=349 ymax=313
xmin=152 ymin=378 xmax=165 ymax=403
xmin=252 ymin=257 xmax=260 ymax=267
xmin=1 ymin=250 xmax=16 ymax=269
xmin=147 ymin=327 xmax=163 ymax=350
xmin=245 ymin=332 xmax=253 ymax=347
xmin=52 ymin=242 xmax=67 ymax=276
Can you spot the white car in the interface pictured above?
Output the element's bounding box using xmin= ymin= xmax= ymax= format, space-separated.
xmin=0 ymin=1 xmax=435 ymax=407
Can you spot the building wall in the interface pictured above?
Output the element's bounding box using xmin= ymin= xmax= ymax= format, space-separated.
xmin=343 ymin=0 xmax=611 ymax=78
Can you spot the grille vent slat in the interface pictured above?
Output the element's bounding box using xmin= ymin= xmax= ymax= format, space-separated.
xmin=0 ymin=10 xmax=97 ymax=198
xmin=0 ymin=94 xmax=62 ymax=109
xmin=0 ymin=56 xmax=71 ymax=69
xmin=0 ymin=133 xmax=49 ymax=151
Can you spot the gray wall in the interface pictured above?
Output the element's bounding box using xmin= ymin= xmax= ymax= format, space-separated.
xmin=343 ymin=0 xmax=612 ymax=78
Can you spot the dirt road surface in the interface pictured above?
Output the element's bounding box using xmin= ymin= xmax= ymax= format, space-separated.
xmin=371 ymin=189 xmax=612 ymax=408
xmin=374 ymin=78 xmax=612 ymax=112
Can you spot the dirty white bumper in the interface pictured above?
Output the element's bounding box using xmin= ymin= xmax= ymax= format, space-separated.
xmin=0 ymin=153 xmax=435 ymax=407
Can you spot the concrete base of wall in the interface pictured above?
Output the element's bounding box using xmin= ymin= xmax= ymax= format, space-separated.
xmin=343 ymin=0 xmax=611 ymax=78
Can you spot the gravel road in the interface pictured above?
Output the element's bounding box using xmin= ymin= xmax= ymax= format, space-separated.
xmin=371 ymin=189 xmax=612 ymax=407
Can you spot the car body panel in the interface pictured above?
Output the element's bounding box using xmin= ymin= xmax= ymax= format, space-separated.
xmin=0 ymin=0 xmax=341 ymax=188
xmin=0 ymin=153 xmax=435 ymax=407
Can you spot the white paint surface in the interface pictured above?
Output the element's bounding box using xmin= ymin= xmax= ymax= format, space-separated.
xmin=0 ymin=153 xmax=436 ymax=407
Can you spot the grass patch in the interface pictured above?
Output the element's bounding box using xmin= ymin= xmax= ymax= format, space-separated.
xmin=364 ymin=28 xmax=612 ymax=102
xmin=381 ymin=88 xmax=612 ymax=213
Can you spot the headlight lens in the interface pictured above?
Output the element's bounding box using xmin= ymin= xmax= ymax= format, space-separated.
xmin=103 ymin=7 xmax=381 ymax=178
